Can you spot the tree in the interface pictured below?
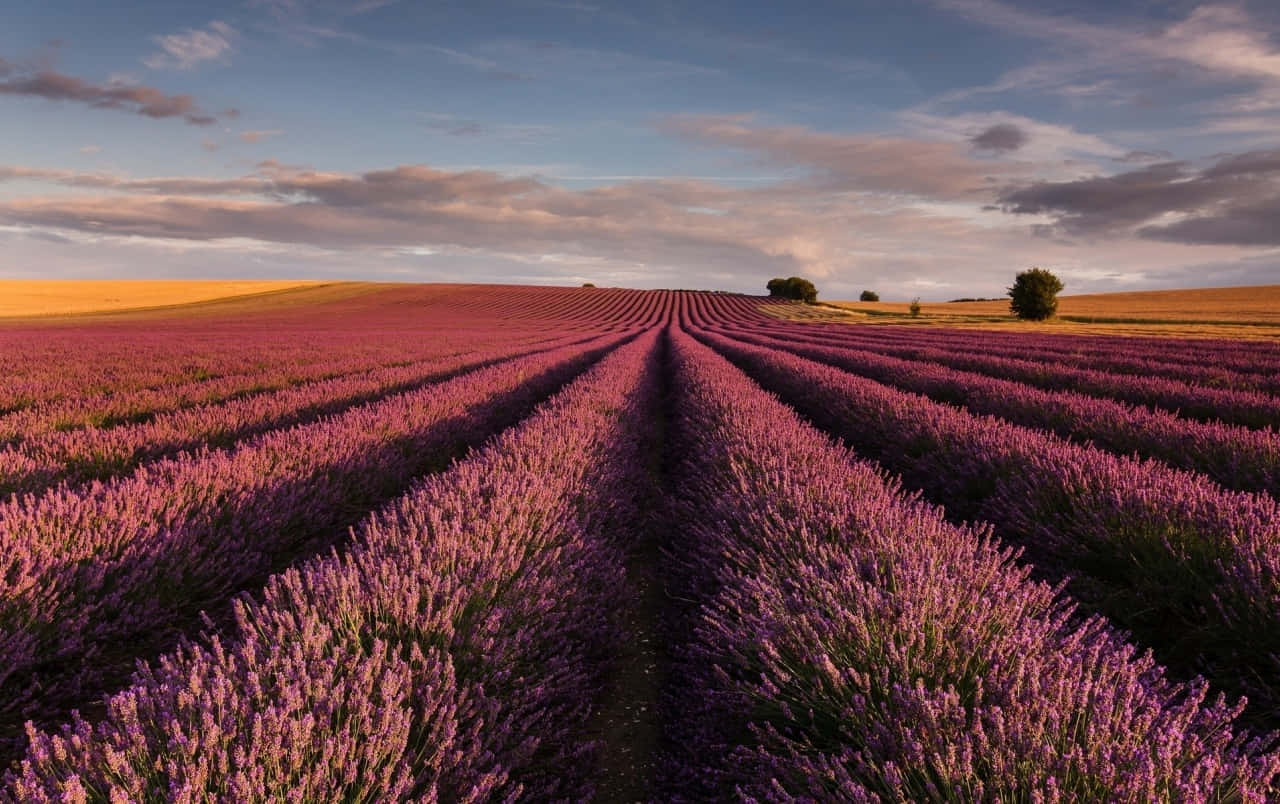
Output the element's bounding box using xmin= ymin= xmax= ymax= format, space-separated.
xmin=909 ymin=297 xmax=921 ymax=317
xmin=1008 ymin=267 xmax=1064 ymax=320
xmin=787 ymin=277 xmax=818 ymax=304
xmin=582 ymin=282 xmax=596 ymax=288
xmin=766 ymin=276 xmax=819 ymax=304
xmin=859 ymin=290 xmax=880 ymax=302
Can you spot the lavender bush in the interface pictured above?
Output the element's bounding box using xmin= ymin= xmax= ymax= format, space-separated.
xmin=4 ymin=329 xmax=661 ymax=801
xmin=0 ymin=330 xmax=631 ymax=760
xmin=698 ymin=328 xmax=1280 ymax=727
xmin=661 ymin=326 xmax=1279 ymax=801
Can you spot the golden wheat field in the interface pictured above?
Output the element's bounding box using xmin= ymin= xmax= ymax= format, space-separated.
xmin=0 ymin=280 xmax=326 ymax=318
xmin=773 ymin=284 xmax=1280 ymax=340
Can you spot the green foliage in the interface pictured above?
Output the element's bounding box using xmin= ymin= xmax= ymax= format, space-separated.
xmin=1008 ymin=267 xmax=1064 ymax=320
xmin=909 ymin=297 xmax=921 ymax=317
xmin=766 ymin=276 xmax=819 ymax=304
xmin=859 ymin=290 xmax=880 ymax=302
xmin=581 ymin=282 xmax=596 ymax=288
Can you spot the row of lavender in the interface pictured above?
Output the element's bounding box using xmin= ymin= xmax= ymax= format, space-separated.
xmin=859 ymin=319 xmax=1280 ymax=371
xmin=708 ymin=315 xmax=1280 ymax=429
xmin=0 ymin=315 xmax=528 ymax=417
xmin=693 ymin=325 xmax=1280 ymax=728
xmin=719 ymin=327 xmax=1280 ymax=500
xmin=4 ymin=330 xmax=661 ymax=802
xmin=0 ymin=281 xmax=664 ymax=422
xmin=0 ymin=330 xmax=592 ymax=497
xmin=738 ymin=315 xmax=1280 ymax=392
xmin=0 ymin=330 xmax=631 ymax=762
xmin=0 ymin=284 xmax=681 ymax=445
xmin=0 ymin=331 xmax=544 ymax=445
xmin=0 ymin=286 xmax=677 ymax=763
xmin=863 ymin=325 xmax=1280 ymax=390
xmin=660 ymin=325 xmax=1279 ymax=799
xmin=694 ymin=291 xmax=1280 ymax=387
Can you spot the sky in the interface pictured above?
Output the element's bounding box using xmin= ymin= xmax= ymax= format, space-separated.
xmin=1 ymin=0 xmax=1279 ymax=299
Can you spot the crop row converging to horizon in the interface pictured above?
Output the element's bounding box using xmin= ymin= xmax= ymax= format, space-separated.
xmin=2 ymin=283 xmax=1280 ymax=801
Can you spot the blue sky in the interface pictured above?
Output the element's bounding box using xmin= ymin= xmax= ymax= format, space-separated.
xmin=1 ymin=0 xmax=1278 ymax=298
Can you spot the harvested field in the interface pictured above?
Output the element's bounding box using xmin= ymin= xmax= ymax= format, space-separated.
xmin=772 ymin=284 xmax=1280 ymax=340
xmin=0 ymin=280 xmax=326 ymax=318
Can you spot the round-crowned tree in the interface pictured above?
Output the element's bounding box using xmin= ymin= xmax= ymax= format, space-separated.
xmin=766 ymin=276 xmax=819 ymax=304
xmin=1008 ymin=267 xmax=1064 ymax=320
xmin=786 ymin=276 xmax=818 ymax=304
xmin=859 ymin=289 xmax=879 ymax=302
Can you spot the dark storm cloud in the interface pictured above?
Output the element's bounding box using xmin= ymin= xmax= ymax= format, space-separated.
xmin=998 ymin=148 xmax=1280 ymax=244
xmin=970 ymin=123 xmax=1028 ymax=152
xmin=1200 ymin=149 xmax=1280 ymax=179
xmin=1140 ymin=196 xmax=1280 ymax=245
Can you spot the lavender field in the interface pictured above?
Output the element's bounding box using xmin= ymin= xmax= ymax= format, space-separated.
xmin=3 ymin=283 xmax=1280 ymax=801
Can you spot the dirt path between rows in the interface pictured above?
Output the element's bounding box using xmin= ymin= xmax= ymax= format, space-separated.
xmin=586 ymin=334 xmax=673 ymax=802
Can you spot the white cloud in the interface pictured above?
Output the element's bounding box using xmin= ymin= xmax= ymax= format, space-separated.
xmin=926 ymin=1 xmax=1280 ymax=119
xmin=144 ymin=21 xmax=236 ymax=70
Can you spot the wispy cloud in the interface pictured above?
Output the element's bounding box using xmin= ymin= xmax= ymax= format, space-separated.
xmin=927 ymin=0 xmax=1280 ymax=122
xmin=0 ymin=65 xmax=228 ymax=124
xmin=932 ymin=0 xmax=1280 ymax=79
xmin=252 ymin=0 xmax=402 ymax=18
xmin=144 ymin=21 xmax=236 ymax=70
xmin=348 ymin=0 xmax=402 ymax=12
xmin=1159 ymin=6 xmax=1280 ymax=83
xmin=475 ymin=38 xmax=721 ymax=83
xmin=239 ymin=129 xmax=284 ymax=143
xmin=423 ymin=45 xmax=531 ymax=81
xmin=662 ymin=114 xmax=1022 ymax=199
xmin=420 ymin=113 xmax=554 ymax=143
xmin=1115 ymin=150 xmax=1173 ymax=164
xmin=256 ymin=22 xmax=533 ymax=81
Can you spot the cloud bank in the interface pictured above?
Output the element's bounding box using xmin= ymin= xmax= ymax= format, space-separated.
xmin=1 ymin=113 xmax=1275 ymax=296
